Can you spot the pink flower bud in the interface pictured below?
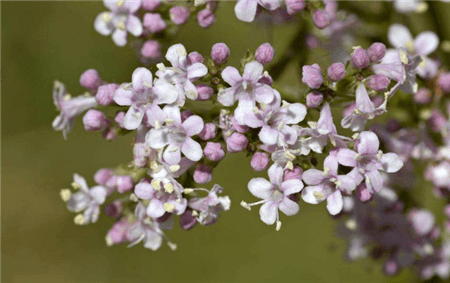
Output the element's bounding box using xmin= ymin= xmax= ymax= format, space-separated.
xmin=188 ymin=51 xmax=204 ymax=64
xmin=286 ymin=0 xmax=305 ymax=15
xmin=302 ymin=64 xmax=323 ymax=89
xmin=251 ymin=152 xmax=269 ymax=171
xmin=284 ymin=166 xmax=303 ymax=181
xmin=204 ymin=142 xmax=225 ymax=161
xmin=226 ymin=133 xmax=248 ymax=153
xmin=351 ymin=47 xmax=370 ymax=70
xmin=211 ymin=42 xmax=230 ymax=65
xmin=366 ymin=74 xmax=390 ymax=91
xmin=197 ymin=9 xmax=216 ymax=28
xmin=232 ymin=117 xmax=249 ymax=133
xmin=141 ymin=40 xmax=161 ymax=59
xmin=143 ymin=13 xmax=166 ymax=33
xmin=106 ymin=219 xmax=130 ymax=245
xmin=383 ymin=260 xmax=399 ymax=276
xmin=367 ymin=42 xmax=386 ymax=62
xmin=114 ymin=112 xmax=125 ymax=128
xmin=306 ymin=91 xmax=324 ymax=108
xmin=438 ymin=72 xmax=450 ymax=93
xmin=413 ymin=88 xmax=431 ymax=105
xmin=169 ymin=6 xmax=190 ymax=25
xmin=112 ymin=175 xmax=134 ymax=194
xmin=356 ymin=183 xmax=372 ymax=202
xmin=104 ymin=200 xmax=123 ymax=218
xmin=141 ymin=0 xmax=160 ymax=11
xmin=327 ymin=62 xmax=346 ymax=82
xmin=193 ymin=164 xmax=213 ymax=184
xmin=196 ymin=84 xmax=213 ymax=101
xmin=83 ymin=109 xmax=109 ymax=131
xmin=80 ymin=69 xmax=101 ymax=90
xmin=312 ymin=9 xmax=330 ymax=29
xmin=95 ymin=83 xmax=117 ymax=106
xmin=444 ymin=204 xmax=450 ymax=218
xmin=255 ymin=43 xmax=275 ymax=65
xmin=199 ymin=123 xmax=216 ymax=140
xmin=428 ymin=110 xmax=446 ymax=132
xmin=180 ymin=211 xmax=197 ymax=230
xmin=102 ymin=127 xmax=117 ymax=141
xmin=94 ymin=168 xmax=114 ymax=185
xmin=181 ymin=110 xmax=193 ymax=122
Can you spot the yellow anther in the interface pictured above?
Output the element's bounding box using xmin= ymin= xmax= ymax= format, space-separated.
xmin=60 ymin=189 xmax=71 ymax=202
xmin=71 ymin=182 xmax=81 ymax=190
xmin=164 ymin=183 xmax=174 ymax=193
xmin=127 ymin=214 xmax=136 ymax=224
xmin=400 ymin=50 xmax=409 ymax=65
xmin=169 ymin=165 xmax=180 ymax=172
xmin=74 ymin=214 xmax=86 ymax=225
xmin=345 ymin=219 xmax=357 ymax=230
xmin=63 ymin=94 xmax=72 ymax=101
xmin=186 ymin=90 xmax=198 ymax=100
xmin=169 ymin=146 xmax=179 ymax=153
xmin=415 ymin=2 xmax=428 ymax=13
xmin=323 ymin=167 xmax=330 ymax=177
xmin=313 ymin=191 xmax=325 ymax=200
xmin=116 ymin=0 xmax=125 ymax=7
xmin=150 ymin=160 xmax=159 ymax=170
xmin=129 ymin=193 xmax=139 ymax=202
xmin=156 ymin=63 xmax=166 ymax=71
xmin=143 ymin=81 xmax=152 ymax=88
xmin=117 ymin=22 xmax=126 ymax=30
xmin=168 ymin=242 xmax=178 ymax=251
xmin=276 ymin=221 xmax=282 ymax=231
xmin=151 ymin=179 xmax=161 ymax=191
xmin=240 ymin=201 xmax=251 ymax=211
xmin=102 ymin=13 xmax=112 ymax=22
xmin=183 ymin=188 xmax=194 ymax=194
xmin=105 ymin=236 xmax=113 ymax=246
xmin=405 ymin=40 xmax=415 ymax=53
xmin=176 ymin=47 xmax=187 ymax=57
xmin=144 ymin=217 xmax=152 ymax=225
xmin=164 ymin=203 xmax=175 ymax=213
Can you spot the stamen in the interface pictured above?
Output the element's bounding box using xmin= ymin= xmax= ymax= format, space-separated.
xmin=129 ymin=193 xmax=139 ymax=202
xmin=169 ymin=165 xmax=180 ymax=172
xmin=102 ymin=13 xmax=112 ymax=22
xmin=169 ymin=146 xmax=179 ymax=152
xmin=276 ymin=220 xmax=282 ymax=231
xmin=186 ymin=90 xmax=198 ymax=100
xmin=71 ymin=182 xmax=81 ymax=190
xmin=156 ymin=63 xmax=166 ymax=71
xmin=240 ymin=201 xmax=251 ymax=211
xmin=400 ymin=50 xmax=409 ymax=65
xmin=151 ymin=179 xmax=161 ymax=191
xmin=345 ymin=219 xmax=357 ymax=230
xmin=105 ymin=236 xmax=113 ymax=246
xmin=164 ymin=183 xmax=174 ymax=193
xmin=143 ymin=81 xmax=152 ymax=88
xmin=74 ymin=214 xmax=86 ymax=225
xmin=164 ymin=203 xmax=175 ymax=213
xmin=117 ymin=22 xmax=126 ymax=31
xmin=323 ymin=167 xmax=330 ymax=176
xmin=60 ymin=189 xmax=71 ymax=202
xmin=177 ymin=47 xmax=187 ymax=57
xmin=183 ymin=188 xmax=194 ymax=194
xmin=167 ymin=242 xmax=178 ymax=251
xmin=116 ymin=0 xmax=125 ymax=7
xmin=313 ymin=191 xmax=325 ymax=200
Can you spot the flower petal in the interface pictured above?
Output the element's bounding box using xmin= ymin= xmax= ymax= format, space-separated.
xmin=414 ymin=31 xmax=439 ymax=56
xmin=301 ymin=185 xmax=326 ymax=204
xmin=281 ymin=179 xmax=303 ymax=195
xmin=381 ymin=152 xmax=404 ymax=173
xmin=234 ymin=0 xmax=258 ymax=22
xmin=181 ymin=137 xmax=203 ymax=162
xmin=147 ymin=199 xmax=165 ymax=218
xmin=259 ymin=201 xmax=278 ymax=225
xmin=112 ymin=28 xmax=127 ymax=47
xmin=326 ymin=190 xmax=343 ymax=215
xmin=388 ymin=24 xmax=413 ymax=49
xmin=243 ymin=61 xmax=264 ymax=82
xmin=126 ymin=15 xmax=143 ymax=37
xmin=221 ymin=67 xmax=242 ymax=86
xmin=134 ymin=182 xmax=154 ymax=200
xmin=279 ymin=198 xmax=299 ymax=216
xmin=132 ymin=67 xmax=152 ymax=91
xmin=248 ymin=178 xmax=273 ymax=199
xmin=302 ymin=169 xmax=325 ymax=185
xmin=183 ymin=115 xmax=204 ymax=136
xmin=357 ymin=131 xmax=380 ymax=155
xmin=337 ymin=149 xmax=358 ymax=167
xmin=94 ymin=12 xmax=114 ymax=36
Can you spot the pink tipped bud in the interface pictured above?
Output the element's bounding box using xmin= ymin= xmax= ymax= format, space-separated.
xmin=312 ymin=9 xmax=331 ymax=29
xmin=204 ymin=142 xmax=225 ymax=161
xmin=180 ymin=211 xmax=197 ymax=230
xmin=327 ymin=62 xmax=346 ymax=82
xmin=255 ymin=43 xmax=275 ymax=65
xmin=383 ymin=260 xmax=399 ymax=276
xmin=367 ymin=43 xmax=386 ymax=62
xmin=366 ymin=74 xmax=390 ymax=91
xmin=193 ymin=164 xmax=213 ymax=184
xmin=80 ymin=69 xmax=101 ymax=90
xmin=286 ymin=0 xmax=306 ymax=15
xmin=114 ymin=111 xmax=125 ymax=128
xmin=102 ymin=127 xmax=117 ymax=141
xmin=306 ymin=91 xmax=324 ymax=108
xmin=83 ymin=109 xmax=109 ymax=131
xmin=106 ymin=218 xmax=130 ymax=245
xmin=141 ymin=0 xmax=161 ymax=11
xmin=351 ymin=47 xmax=370 ymax=70
xmin=143 ymin=13 xmax=166 ymax=33
xmin=251 ymin=152 xmax=270 ymax=172
xmin=114 ymin=176 xmax=134 ymax=194
xmin=356 ymin=183 xmax=372 ymax=202
xmin=141 ymin=40 xmax=161 ymax=59
xmin=199 ymin=123 xmax=216 ymax=140
xmin=438 ymin=72 xmax=450 ymax=93
xmin=428 ymin=110 xmax=446 ymax=132
xmin=95 ymin=83 xmax=117 ymax=106
xmin=196 ymin=84 xmax=213 ymax=101
xmin=188 ymin=52 xmax=204 ymax=64
xmin=169 ymin=6 xmax=190 ymax=25
xmin=104 ymin=200 xmax=123 ymax=218
xmin=197 ymin=9 xmax=216 ymax=28
xmin=211 ymin=43 xmax=230 ymax=65
xmin=226 ymin=133 xmax=248 ymax=153
xmin=414 ymin=88 xmax=432 ymax=105
xmin=302 ymin=64 xmax=323 ymax=89
xmin=94 ymin=168 xmax=114 ymax=185
xmin=284 ymin=166 xmax=303 ymax=181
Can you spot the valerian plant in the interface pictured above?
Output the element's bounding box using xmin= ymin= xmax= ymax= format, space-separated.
xmin=54 ymin=0 xmax=450 ymax=280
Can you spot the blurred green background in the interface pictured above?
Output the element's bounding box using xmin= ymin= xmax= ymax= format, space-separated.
xmin=3 ymin=1 xmax=450 ymax=283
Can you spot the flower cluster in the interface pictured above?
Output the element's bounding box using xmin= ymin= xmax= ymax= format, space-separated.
xmin=53 ymin=0 xmax=450 ymax=280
